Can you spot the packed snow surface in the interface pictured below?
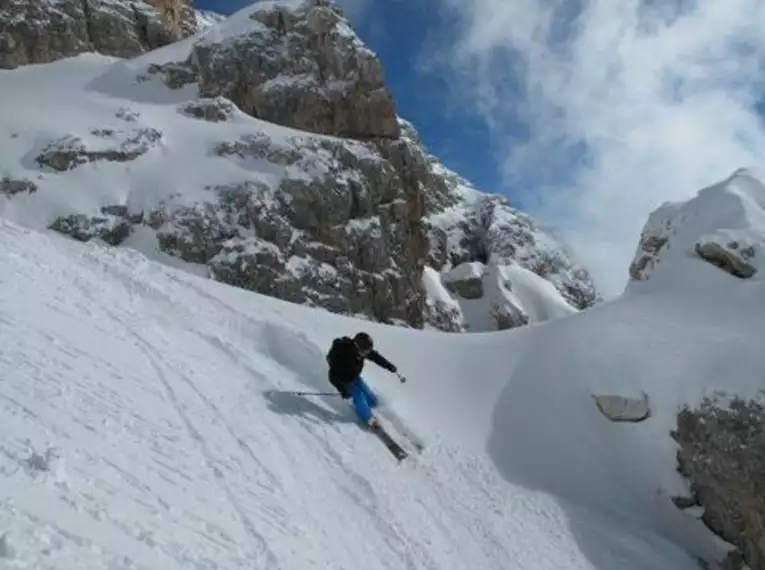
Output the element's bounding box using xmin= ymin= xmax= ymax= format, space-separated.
xmin=2 ymin=206 xmax=764 ymax=569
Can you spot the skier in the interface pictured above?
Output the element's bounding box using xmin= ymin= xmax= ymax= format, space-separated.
xmin=326 ymin=332 xmax=406 ymax=429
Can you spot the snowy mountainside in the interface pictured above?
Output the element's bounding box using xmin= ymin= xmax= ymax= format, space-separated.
xmin=0 ymin=0 xmax=598 ymax=333
xmin=3 ymin=181 xmax=764 ymax=569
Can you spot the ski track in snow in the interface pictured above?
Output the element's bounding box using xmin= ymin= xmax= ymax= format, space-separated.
xmin=0 ymin=220 xmax=720 ymax=570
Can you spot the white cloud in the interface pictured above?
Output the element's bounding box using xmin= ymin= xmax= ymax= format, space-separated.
xmin=429 ymin=0 xmax=765 ymax=296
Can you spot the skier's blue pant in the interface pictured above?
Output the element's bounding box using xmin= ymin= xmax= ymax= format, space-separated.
xmin=349 ymin=377 xmax=379 ymax=424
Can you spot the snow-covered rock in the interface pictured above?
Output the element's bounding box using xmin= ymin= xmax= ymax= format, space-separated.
xmin=36 ymin=128 xmax=163 ymax=171
xmin=442 ymin=262 xmax=485 ymax=300
xmin=179 ymin=96 xmax=236 ymax=122
xmin=629 ymin=168 xmax=765 ymax=285
xmin=0 ymin=0 xmax=599 ymax=332
xmin=0 ymin=0 xmax=219 ymax=69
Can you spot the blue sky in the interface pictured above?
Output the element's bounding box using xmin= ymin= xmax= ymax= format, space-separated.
xmin=196 ymin=0 xmax=765 ymax=297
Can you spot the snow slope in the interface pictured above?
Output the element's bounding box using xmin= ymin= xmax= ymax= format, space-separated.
xmin=3 ymin=198 xmax=764 ymax=568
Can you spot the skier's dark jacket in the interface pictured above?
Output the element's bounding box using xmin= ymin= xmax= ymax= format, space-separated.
xmin=326 ymin=336 xmax=396 ymax=397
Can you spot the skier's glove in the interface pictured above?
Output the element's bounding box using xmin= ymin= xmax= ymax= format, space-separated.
xmin=396 ymin=373 xmax=407 ymax=384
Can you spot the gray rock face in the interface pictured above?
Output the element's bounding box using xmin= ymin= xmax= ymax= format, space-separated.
xmin=673 ymin=394 xmax=765 ymax=570
xmin=695 ymin=241 xmax=757 ymax=279
xmin=153 ymin=131 xmax=426 ymax=327
xmin=593 ymin=393 xmax=651 ymax=423
xmin=0 ymin=0 xmax=202 ymax=70
xmin=630 ymin=233 xmax=669 ymax=281
xmin=191 ymin=0 xmax=399 ymax=140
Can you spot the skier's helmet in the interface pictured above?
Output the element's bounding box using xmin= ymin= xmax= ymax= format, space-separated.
xmin=353 ymin=332 xmax=374 ymax=354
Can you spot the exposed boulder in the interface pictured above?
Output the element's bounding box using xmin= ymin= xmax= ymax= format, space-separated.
xmin=593 ymin=393 xmax=651 ymax=423
xmin=443 ymin=263 xmax=485 ymax=299
xmin=672 ymin=394 xmax=765 ymax=570
xmin=695 ymin=241 xmax=756 ymax=279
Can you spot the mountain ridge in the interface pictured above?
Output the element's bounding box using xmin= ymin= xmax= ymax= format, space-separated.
xmin=0 ymin=0 xmax=599 ymax=332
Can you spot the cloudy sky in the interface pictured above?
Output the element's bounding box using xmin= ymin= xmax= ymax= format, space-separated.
xmin=197 ymin=0 xmax=765 ymax=297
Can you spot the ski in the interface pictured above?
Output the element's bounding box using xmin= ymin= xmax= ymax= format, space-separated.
xmin=371 ymin=423 xmax=408 ymax=462
xmin=376 ymin=410 xmax=425 ymax=454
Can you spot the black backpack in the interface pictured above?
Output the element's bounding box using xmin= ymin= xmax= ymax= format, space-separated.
xmin=326 ymin=336 xmax=357 ymax=369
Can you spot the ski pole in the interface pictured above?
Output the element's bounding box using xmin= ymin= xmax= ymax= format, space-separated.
xmin=292 ymin=391 xmax=343 ymax=397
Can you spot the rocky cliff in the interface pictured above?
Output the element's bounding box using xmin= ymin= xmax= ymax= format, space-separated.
xmin=0 ymin=0 xmax=222 ymax=69
xmin=673 ymin=394 xmax=765 ymax=570
xmin=0 ymin=0 xmax=598 ymax=332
